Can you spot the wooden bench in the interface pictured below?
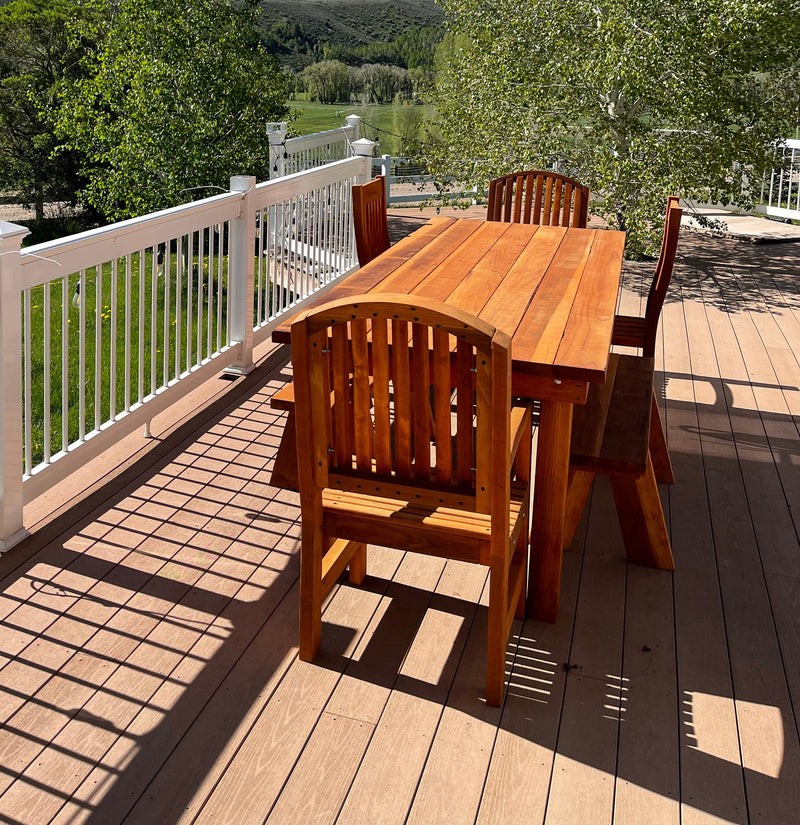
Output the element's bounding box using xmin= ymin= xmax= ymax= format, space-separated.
xmin=563 ymin=354 xmax=675 ymax=570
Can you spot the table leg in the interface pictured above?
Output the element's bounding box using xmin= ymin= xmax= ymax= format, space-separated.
xmin=528 ymin=398 xmax=573 ymax=622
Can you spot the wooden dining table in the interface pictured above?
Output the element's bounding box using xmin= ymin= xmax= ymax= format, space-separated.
xmin=272 ymin=216 xmax=626 ymax=622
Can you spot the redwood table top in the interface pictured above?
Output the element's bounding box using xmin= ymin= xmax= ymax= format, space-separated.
xmin=274 ymin=217 xmax=626 ymax=403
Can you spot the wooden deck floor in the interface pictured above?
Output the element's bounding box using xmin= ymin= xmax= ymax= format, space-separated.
xmin=2 ymin=219 xmax=800 ymax=825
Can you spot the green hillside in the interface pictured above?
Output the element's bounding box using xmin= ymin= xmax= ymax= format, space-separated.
xmin=258 ymin=0 xmax=444 ymax=47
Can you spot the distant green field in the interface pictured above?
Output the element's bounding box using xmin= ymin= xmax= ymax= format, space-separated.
xmin=288 ymin=99 xmax=421 ymax=155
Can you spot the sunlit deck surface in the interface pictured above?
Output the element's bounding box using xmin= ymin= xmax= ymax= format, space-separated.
xmin=2 ymin=208 xmax=800 ymax=825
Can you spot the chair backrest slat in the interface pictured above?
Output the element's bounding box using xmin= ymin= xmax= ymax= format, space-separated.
xmin=455 ymin=338 xmax=475 ymax=485
xmin=372 ymin=320 xmax=392 ymax=474
xmin=411 ymin=323 xmax=432 ymax=478
xmin=331 ymin=323 xmax=352 ymax=466
xmin=351 ymin=318 xmax=372 ymax=472
xmin=352 ymin=175 xmax=391 ymax=266
xmin=487 ymin=170 xmax=589 ymax=228
xmin=432 ymin=328 xmax=453 ymax=483
xmin=391 ymin=318 xmax=413 ymax=476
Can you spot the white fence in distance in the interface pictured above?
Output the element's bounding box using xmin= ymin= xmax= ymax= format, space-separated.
xmin=759 ymin=138 xmax=800 ymax=221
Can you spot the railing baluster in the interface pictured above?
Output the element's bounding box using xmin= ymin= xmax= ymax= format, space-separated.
xmin=139 ymin=251 xmax=146 ymax=404
xmin=197 ymin=227 xmax=204 ymax=361
xmin=78 ymin=269 xmax=86 ymax=441
xmin=151 ymin=249 xmax=157 ymax=396
xmin=186 ymin=234 xmax=193 ymax=374
xmin=207 ymin=226 xmax=214 ymax=357
xmin=23 ymin=290 xmax=32 ymax=475
xmin=43 ymin=280 xmax=51 ymax=463
xmin=125 ymin=254 xmax=132 ymax=412
xmin=173 ymin=240 xmax=181 ymax=382
xmin=216 ymin=223 xmax=223 ymax=352
xmin=94 ymin=265 xmax=102 ymax=432
xmin=110 ymin=257 xmax=118 ymax=421
xmin=61 ymin=277 xmax=68 ymax=453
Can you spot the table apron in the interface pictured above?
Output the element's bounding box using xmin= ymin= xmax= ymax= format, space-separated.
xmin=512 ymin=374 xmax=589 ymax=405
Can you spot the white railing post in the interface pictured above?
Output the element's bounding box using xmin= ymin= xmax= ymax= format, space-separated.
xmin=226 ymin=175 xmax=256 ymax=375
xmin=267 ymin=122 xmax=288 ymax=179
xmin=0 ymin=221 xmax=30 ymax=552
xmin=345 ymin=114 xmax=361 ymax=143
xmin=381 ymin=154 xmax=393 ymax=205
xmin=351 ymin=138 xmax=377 ymax=184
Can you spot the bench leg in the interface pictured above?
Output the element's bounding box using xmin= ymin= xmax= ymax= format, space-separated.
xmin=649 ymin=390 xmax=675 ymax=484
xmin=269 ymin=409 xmax=300 ymax=491
xmin=563 ymin=467 xmax=594 ymax=550
xmin=609 ymin=453 xmax=675 ymax=571
xmin=348 ymin=542 xmax=368 ymax=585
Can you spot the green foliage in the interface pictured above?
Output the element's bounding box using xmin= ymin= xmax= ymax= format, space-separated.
xmin=428 ymin=0 xmax=800 ymax=255
xmin=55 ymin=0 xmax=289 ymax=221
xmin=0 ymin=0 xmax=97 ymax=216
xmin=298 ymin=60 xmax=415 ymax=105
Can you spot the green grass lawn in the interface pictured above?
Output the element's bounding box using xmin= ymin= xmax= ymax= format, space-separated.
xmin=288 ymin=99 xmax=403 ymax=154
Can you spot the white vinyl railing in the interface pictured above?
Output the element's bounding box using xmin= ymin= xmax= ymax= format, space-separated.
xmin=269 ymin=115 xmax=363 ymax=177
xmin=760 ymin=139 xmax=800 ymax=221
xmin=0 ymin=152 xmax=371 ymax=550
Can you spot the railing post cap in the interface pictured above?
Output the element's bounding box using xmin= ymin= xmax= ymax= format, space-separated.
xmin=230 ymin=175 xmax=256 ymax=193
xmin=266 ymin=122 xmax=288 ymax=143
xmin=352 ymin=138 xmax=377 ymax=157
xmin=0 ymin=221 xmax=30 ymax=245
xmin=345 ymin=114 xmax=361 ymax=126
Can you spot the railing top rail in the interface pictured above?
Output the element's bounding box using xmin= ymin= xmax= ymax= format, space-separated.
xmin=285 ymin=125 xmax=355 ymax=154
xmin=254 ymin=156 xmax=364 ymax=206
xmin=20 ymin=191 xmax=243 ymax=287
xmin=779 ymin=138 xmax=800 ymax=150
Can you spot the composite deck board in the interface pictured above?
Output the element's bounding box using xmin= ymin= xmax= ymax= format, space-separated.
xmin=542 ymin=477 xmax=625 ymax=825
xmin=668 ymin=281 xmax=749 ymax=825
xmin=1 ymin=225 xmax=800 ymax=825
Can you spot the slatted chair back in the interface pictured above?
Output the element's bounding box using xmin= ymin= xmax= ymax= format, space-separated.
xmin=352 ymin=175 xmax=391 ymax=266
xmin=641 ymin=196 xmax=682 ymax=357
xmin=486 ymin=170 xmax=590 ymax=228
xmin=292 ymin=294 xmax=511 ymax=511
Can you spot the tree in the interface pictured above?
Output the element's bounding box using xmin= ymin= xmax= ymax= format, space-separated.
xmin=0 ymin=0 xmax=96 ymax=220
xmin=427 ymin=0 xmax=800 ymax=255
xmin=301 ymin=60 xmax=352 ymax=104
xmin=55 ymin=0 xmax=289 ymax=220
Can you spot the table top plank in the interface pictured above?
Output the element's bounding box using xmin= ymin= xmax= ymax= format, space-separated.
xmin=507 ymin=228 xmax=595 ymax=375
xmin=556 ymin=229 xmax=628 ymax=378
xmin=376 ymin=218 xmax=484 ymax=295
xmin=411 ymin=221 xmax=517 ymax=305
xmin=443 ymin=223 xmax=544 ymax=318
xmin=477 ymin=225 xmax=568 ymax=367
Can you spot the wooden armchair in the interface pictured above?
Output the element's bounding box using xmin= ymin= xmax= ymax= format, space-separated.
xmin=290 ymin=294 xmax=533 ymax=706
xmin=487 ymin=170 xmax=589 ymax=228
xmin=612 ymin=196 xmax=683 ymax=484
xmin=352 ymin=175 xmax=391 ymax=266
